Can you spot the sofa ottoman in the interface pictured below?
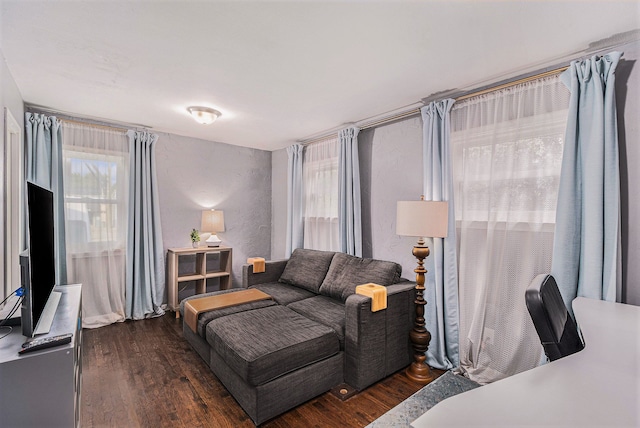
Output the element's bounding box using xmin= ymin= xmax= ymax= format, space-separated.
xmin=206 ymin=305 xmax=344 ymax=424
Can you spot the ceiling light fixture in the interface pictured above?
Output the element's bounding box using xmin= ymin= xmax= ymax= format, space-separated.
xmin=187 ymin=106 xmax=222 ymax=125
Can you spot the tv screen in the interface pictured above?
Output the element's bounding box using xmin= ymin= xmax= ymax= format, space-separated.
xmin=21 ymin=181 xmax=56 ymax=336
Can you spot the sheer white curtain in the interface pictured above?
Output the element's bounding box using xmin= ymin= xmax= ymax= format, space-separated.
xmin=62 ymin=122 xmax=129 ymax=328
xmin=303 ymin=138 xmax=340 ymax=252
xmin=451 ymin=75 xmax=570 ymax=383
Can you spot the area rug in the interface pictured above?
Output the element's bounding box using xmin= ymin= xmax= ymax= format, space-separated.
xmin=367 ymin=371 xmax=481 ymax=427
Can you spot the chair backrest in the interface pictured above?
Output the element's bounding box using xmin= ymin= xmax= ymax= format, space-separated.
xmin=525 ymin=274 xmax=584 ymax=361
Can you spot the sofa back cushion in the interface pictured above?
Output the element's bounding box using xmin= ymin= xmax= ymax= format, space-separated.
xmin=319 ymin=252 xmax=402 ymax=302
xmin=278 ymin=248 xmax=336 ymax=293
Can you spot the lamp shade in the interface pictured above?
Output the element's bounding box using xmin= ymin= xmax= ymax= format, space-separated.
xmin=201 ymin=209 xmax=225 ymax=233
xmin=396 ymin=200 xmax=448 ymax=238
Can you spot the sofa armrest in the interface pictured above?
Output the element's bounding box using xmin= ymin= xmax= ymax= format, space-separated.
xmin=242 ymin=259 xmax=288 ymax=288
xmin=344 ymin=281 xmax=415 ymax=390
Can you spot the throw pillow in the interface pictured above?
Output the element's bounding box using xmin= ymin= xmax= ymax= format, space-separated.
xmin=278 ymin=248 xmax=336 ymax=293
xmin=319 ymin=252 xmax=402 ymax=302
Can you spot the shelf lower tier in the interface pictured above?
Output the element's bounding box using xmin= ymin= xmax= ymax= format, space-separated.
xmin=177 ymin=271 xmax=230 ymax=282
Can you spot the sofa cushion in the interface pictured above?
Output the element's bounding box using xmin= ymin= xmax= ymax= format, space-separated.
xmin=278 ymin=248 xmax=336 ymax=293
xmin=319 ymin=253 xmax=402 ymax=302
xmin=250 ymin=282 xmax=316 ymax=305
xmin=206 ymin=305 xmax=340 ymax=386
xmin=287 ymin=296 xmax=346 ymax=348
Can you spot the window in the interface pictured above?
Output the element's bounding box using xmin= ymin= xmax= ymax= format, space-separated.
xmin=302 ymin=138 xmax=340 ymax=251
xmin=450 ymin=75 xmax=571 ymax=383
xmin=453 ymin=110 xmax=567 ymax=225
xmin=63 ymin=148 xmax=128 ymax=251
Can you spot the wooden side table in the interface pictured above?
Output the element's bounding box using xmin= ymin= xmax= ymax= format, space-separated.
xmin=167 ymin=246 xmax=232 ymax=318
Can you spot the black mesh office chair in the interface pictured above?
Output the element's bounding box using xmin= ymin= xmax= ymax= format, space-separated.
xmin=525 ymin=274 xmax=584 ymax=361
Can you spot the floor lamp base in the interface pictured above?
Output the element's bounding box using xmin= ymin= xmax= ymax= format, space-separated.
xmin=406 ymin=243 xmax=436 ymax=385
xmin=406 ymin=362 xmax=436 ymax=384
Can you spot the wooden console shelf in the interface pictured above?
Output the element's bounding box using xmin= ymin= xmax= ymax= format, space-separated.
xmin=167 ymin=246 xmax=232 ymax=317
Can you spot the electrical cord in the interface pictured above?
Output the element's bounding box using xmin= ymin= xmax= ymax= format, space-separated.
xmin=0 ymin=286 xmax=23 ymax=307
xmin=0 ymin=288 xmax=25 ymax=339
xmin=0 ymin=288 xmax=25 ymax=330
xmin=0 ymin=326 xmax=12 ymax=340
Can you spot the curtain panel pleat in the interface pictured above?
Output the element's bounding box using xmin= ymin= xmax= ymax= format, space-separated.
xmin=552 ymin=51 xmax=623 ymax=307
xmin=421 ymin=100 xmax=459 ymax=370
xmin=286 ymin=143 xmax=304 ymax=257
xmin=338 ymin=127 xmax=362 ymax=257
xmin=125 ymin=130 xmax=165 ymax=320
xmin=25 ymin=112 xmax=67 ymax=285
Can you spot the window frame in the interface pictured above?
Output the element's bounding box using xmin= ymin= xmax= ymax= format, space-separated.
xmin=62 ymin=144 xmax=129 ymax=253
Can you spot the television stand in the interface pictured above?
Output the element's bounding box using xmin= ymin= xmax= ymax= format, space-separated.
xmin=0 ymin=284 xmax=82 ymax=427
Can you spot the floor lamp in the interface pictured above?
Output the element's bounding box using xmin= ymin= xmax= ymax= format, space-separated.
xmin=396 ymin=198 xmax=448 ymax=384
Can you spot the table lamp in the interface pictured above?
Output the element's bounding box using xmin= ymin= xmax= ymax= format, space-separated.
xmin=396 ymin=197 xmax=448 ymax=384
xmin=201 ymin=209 xmax=225 ymax=247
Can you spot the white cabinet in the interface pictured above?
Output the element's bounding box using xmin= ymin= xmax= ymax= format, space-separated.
xmin=0 ymin=284 xmax=82 ymax=427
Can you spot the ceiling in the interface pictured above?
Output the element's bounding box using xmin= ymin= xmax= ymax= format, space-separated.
xmin=1 ymin=1 xmax=639 ymax=152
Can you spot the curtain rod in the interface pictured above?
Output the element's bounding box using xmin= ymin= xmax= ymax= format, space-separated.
xmin=59 ymin=118 xmax=128 ymax=133
xmin=300 ymin=65 xmax=569 ymax=146
xmin=26 ymin=104 xmax=148 ymax=132
xmin=455 ymin=66 xmax=569 ymax=102
xmin=366 ymin=64 xmax=567 ymax=125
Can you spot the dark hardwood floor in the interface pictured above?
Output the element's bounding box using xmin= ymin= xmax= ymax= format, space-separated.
xmin=81 ymin=314 xmax=442 ymax=427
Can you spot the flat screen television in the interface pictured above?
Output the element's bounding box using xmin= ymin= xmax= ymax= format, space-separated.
xmin=20 ymin=181 xmax=59 ymax=337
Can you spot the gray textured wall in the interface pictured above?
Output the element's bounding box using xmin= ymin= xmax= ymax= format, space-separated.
xmin=271 ymin=148 xmax=288 ymax=260
xmin=155 ymin=132 xmax=272 ymax=287
xmin=270 ymin=118 xmax=425 ymax=280
xmin=359 ymin=117 xmax=425 ymax=281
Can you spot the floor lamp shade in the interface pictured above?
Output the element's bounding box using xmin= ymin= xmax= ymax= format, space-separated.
xmin=396 ymin=201 xmax=448 ymax=238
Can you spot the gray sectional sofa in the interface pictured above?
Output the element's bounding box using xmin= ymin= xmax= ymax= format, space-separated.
xmin=180 ymin=248 xmax=416 ymax=425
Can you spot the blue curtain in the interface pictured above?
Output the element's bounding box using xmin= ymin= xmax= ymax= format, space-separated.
xmin=338 ymin=126 xmax=362 ymax=257
xmin=126 ymin=130 xmax=165 ymax=319
xmin=421 ymin=99 xmax=459 ymax=369
xmin=552 ymin=52 xmax=623 ymax=308
xmin=25 ymin=112 xmax=67 ymax=285
xmin=285 ymin=143 xmax=304 ymax=257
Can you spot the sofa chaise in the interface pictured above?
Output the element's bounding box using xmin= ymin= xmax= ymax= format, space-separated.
xmin=180 ymin=248 xmax=416 ymax=425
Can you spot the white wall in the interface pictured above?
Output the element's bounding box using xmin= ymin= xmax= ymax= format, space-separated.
xmin=0 ymin=50 xmax=24 ymax=297
xmin=155 ymin=132 xmax=272 ymax=286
